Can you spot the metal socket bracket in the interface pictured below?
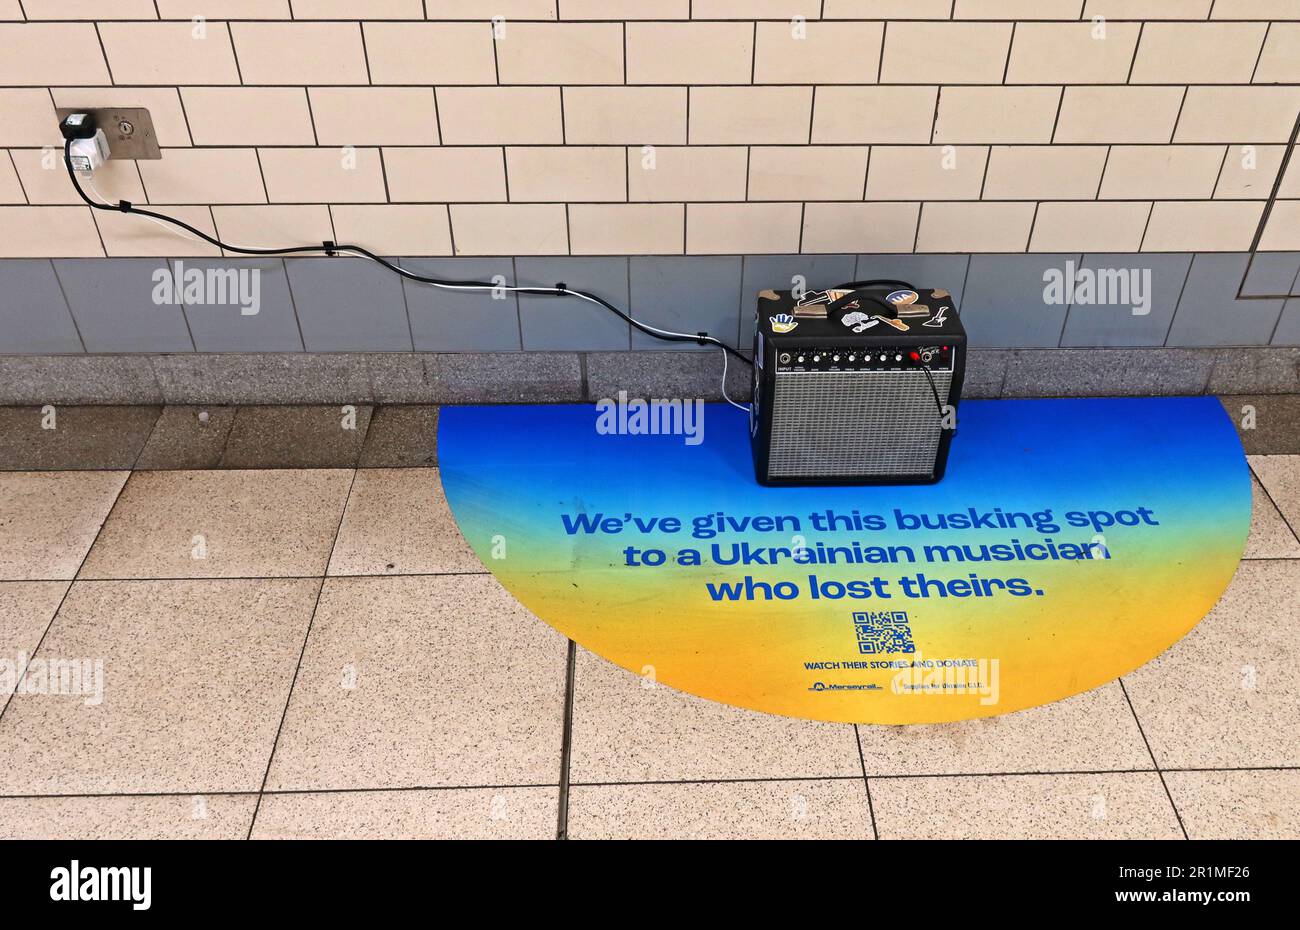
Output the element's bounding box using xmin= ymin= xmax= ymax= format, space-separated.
xmin=54 ymin=106 xmax=161 ymax=160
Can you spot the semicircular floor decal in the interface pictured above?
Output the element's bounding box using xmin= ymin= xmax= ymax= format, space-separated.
xmin=439 ymin=397 xmax=1249 ymax=724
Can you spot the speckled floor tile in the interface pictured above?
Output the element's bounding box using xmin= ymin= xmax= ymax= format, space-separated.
xmin=134 ymin=406 xmax=237 ymax=470
xmin=0 ymin=472 xmax=127 ymax=580
xmin=79 ymin=470 xmax=353 ymax=579
xmin=0 ymin=579 xmax=318 ymax=795
xmin=251 ymin=787 xmax=557 ymax=839
xmin=1122 ymin=561 xmax=1300 ymax=769
xmin=0 ymin=581 xmax=70 ymax=699
xmin=327 ymin=469 xmax=481 ymax=576
xmin=567 ymin=779 xmax=874 ymax=840
xmin=1244 ymin=474 xmax=1300 ymax=558
xmin=870 ymin=773 xmax=1183 ymax=839
xmin=1249 ymin=455 xmax=1300 ymax=540
xmin=1165 ymin=770 xmax=1300 ymax=840
xmin=568 ymin=649 xmax=861 ymax=784
xmin=1220 ymin=396 xmax=1300 ymax=455
xmin=265 ymin=575 xmax=567 ymax=791
xmin=358 ymin=406 xmax=438 ymax=467
xmin=0 ymin=406 xmax=160 ymax=471
xmin=0 ymin=793 xmax=258 ymax=840
xmin=855 ymin=682 xmax=1152 ymax=777
xmin=220 ymin=405 xmax=373 ymax=469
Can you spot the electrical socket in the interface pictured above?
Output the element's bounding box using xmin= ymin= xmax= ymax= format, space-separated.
xmin=54 ymin=107 xmax=161 ymax=160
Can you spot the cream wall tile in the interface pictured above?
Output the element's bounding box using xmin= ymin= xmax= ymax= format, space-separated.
xmin=230 ymin=22 xmax=368 ymax=85
xmin=308 ymin=89 xmax=440 ymax=146
xmin=564 ymin=87 xmax=687 ymax=144
xmin=824 ymin=0 xmax=951 ymax=15
xmin=156 ymin=1 xmax=290 ymax=15
xmin=626 ymin=146 xmax=747 ymax=202
xmin=11 ymin=148 xmax=145 ymax=205
xmin=1216 ymin=144 xmax=1295 ymax=199
xmin=1131 ymin=23 xmax=1268 ymax=84
xmin=495 ymin=23 xmax=623 ymax=85
xmin=561 ymin=0 xmax=685 ymax=17
xmin=689 ymin=87 xmax=814 ymax=144
xmin=0 ymin=91 xmax=60 ymax=147
xmin=211 ymin=205 xmax=332 ymax=251
xmin=436 ymin=88 xmax=563 ymax=145
xmin=449 ymin=204 xmax=568 ymax=255
xmin=0 ymin=207 xmax=102 ymax=256
xmin=182 ymin=88 xmax=315 ymax=146
xmin=0 ymin=24 xmax=111 ymax=86
xmin=626 ymin=22 xmax=753 ymax=85
xmin=1100 ymin=146 xmax=1225 ymax=200
xmin=983 ymin=146 xmax=1108 ymax=200
xmin=933 ymin=87 xmax=1061 ymax=144
xmin=1143 ymin=201 xmax=1264 ymax=251
xmin=259 ymin=148 xmax=387 ymax=204
xmin=1175 ymin=87 xmax=1300 ymax=143
xmin=1259 ymin=201 xmax=1300 ymax=251
xmin=866 ymin=146 xmax=988 ymax=201
xmin=692 ymin=0 xmax=820 ymax=15
xmin=916 ymin=202 xmax=1036 ymax=253
xmin=94 ymin=206 xmax=222 ymax=257
xmin=292 ymin=0 xmax=422 ymax=16
xmin=1211 ymin=0 xmax=1300 ymax=16
xmin=749 ymin=146 xmax=869 ymax=201
xmin=52 ymin=88 xmax=191 ymax=147
xmin=1055 ymin=87 xmax=1185 ymax=144
xmin=384 ymin=147 xmax=507 ymax=202
xmin=1030 ymin=202 xmax=1151 ymax=252
xmin=1255 ymin=24 xmax=1300 ymax=84
xmin=811 ymin=87 xmax=938 ymax=144
xmin=955 ymin=0 xmax=1083 ymax=16
xmin=1006 ymin=23 xmax=1141 ymax=85
xmin=140 ymin=149 xmax=266 ymax=205
xmin=1084 ymin=0 xmax=1212 ymax=16
xmin=0 ymin=154 xmax=24 ymax=203
xmin=99 ymin=22 xmax=239 ymax=85
xmin=754 ymin=21 xmax=883 ymax=85
xmin=24 ymin=1 xmax=157 ymax=18
xmin=0 ymin=0 xmax=19 ymax=16
xmin=569 ymin=204 xmax=684 ymax=255
xmin=801 ymin=202 xmax=919 ymax=253
xmin=506 ymin=147 xmax=625 ymax=202
xmin=330 ymin=205 xmax=453 ymax=256
xmin=687 ymin=203 xmax=802 ymax=255
xmin=881 ymin=23 xmax=1013 ymax=85
xmin=437 ymin=0 xmax=558 ymax=16
xmin=363 ymin=22 xmax=497 ymax=85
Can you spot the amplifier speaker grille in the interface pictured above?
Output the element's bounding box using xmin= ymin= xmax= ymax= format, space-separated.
xmin=768 ymin=370 xmax=952 ymax=478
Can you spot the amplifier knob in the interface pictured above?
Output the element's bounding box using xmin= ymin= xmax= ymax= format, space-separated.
xmin=812 ymin=355 xmax=821 ymax=362
xmin=796 ymin=355 xmax=805 ymax=363
xmin=832 ymin=354 xmax=841 ymax=362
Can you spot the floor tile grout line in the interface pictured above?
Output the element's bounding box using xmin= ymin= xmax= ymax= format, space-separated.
xmin=1118 ymin=677 xmax=1188 ymax=840
xmin=556 ymin=639 xmax=577 ymax=841
xmin=244 ymin=467 xmax=360 ymax=840
xmin=9 ymin=571 xmax=494 ymax=585
xmin=0 ymin=472 xmax=132 ymax=728
xmin=853 ymin=724 xmax=879 ymax=840
xmin=1248 ymin=456 xmax=1300 ymax=546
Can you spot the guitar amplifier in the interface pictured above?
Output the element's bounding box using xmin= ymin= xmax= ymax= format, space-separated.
xmin=749 ymin=285 xmax=966 ymax=486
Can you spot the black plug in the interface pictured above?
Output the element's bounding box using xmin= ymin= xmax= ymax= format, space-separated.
xmin=59 ymin=113 xmax=97 ymax=141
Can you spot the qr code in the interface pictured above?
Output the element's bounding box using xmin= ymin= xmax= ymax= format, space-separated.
xmin=852 ymin=611 xmax=916 ymax=655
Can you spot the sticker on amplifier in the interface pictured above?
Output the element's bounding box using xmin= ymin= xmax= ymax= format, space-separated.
xmin=770 ymin=313 xmax=798 ymax=333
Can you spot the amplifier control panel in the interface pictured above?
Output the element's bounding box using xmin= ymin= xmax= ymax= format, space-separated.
xmin=775 ymin=345 xmax=956 ymax=373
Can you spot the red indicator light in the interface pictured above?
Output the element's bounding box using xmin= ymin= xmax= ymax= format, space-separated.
xmin=909 ymin=351 xmax=920 ymax=362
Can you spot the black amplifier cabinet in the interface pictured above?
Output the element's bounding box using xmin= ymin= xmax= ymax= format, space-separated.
xmin=749 ymin=287 xmax=966 ymax=486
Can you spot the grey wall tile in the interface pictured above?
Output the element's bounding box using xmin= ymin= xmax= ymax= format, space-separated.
xmin=852 ymin=254 xmax=971 ymax=308
xmin=0 ymin=260 xmax=84 ymax=354
xmin=54 ymin=259 xmax=194 ymax=353
xmin=1272 ymin=298 xmax=1300 ymax=346
xmin=1166 ymin=254 xmax=1291 ymax=347
xmin=1060 ymin=254 xmax=1192 ymax=347
xmin=960 ymin=255 xmax=1076 ymax=348
xmin=738 ymin=254 xmax=856 ymax=352
xmin=286 ymin=257 xmax=413 ymax=352
xmin=0 ymin=355 xmax=162 ymax=405
xmin=1003 ymin=348 xmax=1213 ymax=397
xmin=1207 ymin=347 xmax=1300 ymax=394
xmin=517 ymin=257 xmax=630 ymax=351
xmin=427 ymin=352 xmax=582 ymax=403
xmin=401 ymin=257 xmax=522 ymax=352
xmin=1241 ymin=252 xmax=1300 ymax=298
xmin=628 ymin=256 xmax=743 ymax=352
xmin=585 ymin=350 xmax=750 ymax=402
xmin=176 ymin=258 xmax=303 ymax=353
xmin=152 ymin=353 xmax=374 ymax=404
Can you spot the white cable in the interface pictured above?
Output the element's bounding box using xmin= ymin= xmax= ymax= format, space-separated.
xmin=84 ymin=175 xmax=208 ymax=246
xmin=719 ymin=345 xmax=750 ymax=412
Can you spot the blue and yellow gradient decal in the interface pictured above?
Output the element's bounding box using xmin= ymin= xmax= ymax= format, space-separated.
xmin=439 ymin=398 xmax=1250 ymax=724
